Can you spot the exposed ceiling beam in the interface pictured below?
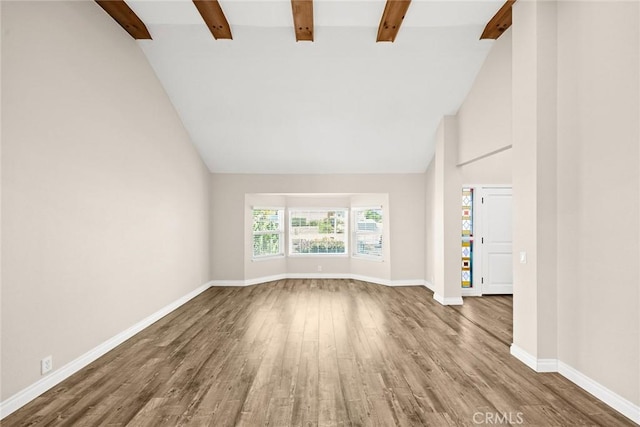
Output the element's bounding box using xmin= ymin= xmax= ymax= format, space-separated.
xmin=480 ymin=0 xmax=516 ymax=40
xmin=377 ymin=0 xmax=411 ymax=43
xmin=291 ymin=0 xmax=314 ymax=42
xmin=95 ymin=0 xmax=151 ymax=40
xmin=193 ymin=0 xmax=233 ymax=40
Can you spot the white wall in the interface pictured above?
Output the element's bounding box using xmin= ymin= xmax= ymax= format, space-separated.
xmin=556 ymin=0 xmax=639 ymax=407
xmin=1 ymin=1 xmax=210 ymax=401
xmin=211 ymin=174 xmax=425 ymax=283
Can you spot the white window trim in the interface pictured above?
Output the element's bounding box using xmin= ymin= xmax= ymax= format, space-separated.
xmin=251 ymin=253 xmax=285 ymax=262
xmin=288 ymin=208 xmax=349 ymax=257
xmin=252 ymin=207 xmax=285 ymax=260
xmin=352 ymin=206 xmax=384 ymax=261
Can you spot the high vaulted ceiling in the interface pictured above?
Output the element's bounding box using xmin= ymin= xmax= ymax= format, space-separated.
xmin=116 ymin=0 xmax=506 ymax=173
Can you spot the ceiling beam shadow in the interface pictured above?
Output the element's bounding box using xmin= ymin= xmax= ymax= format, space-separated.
xmin=377 ymin=0 xmax=411 ymax=43
xmin=480 ymin=0 xmax=516 ymax=40
xmin=95 ymin=0 xmax=151 ymax=40
xmin=291 ymin=0 xmax=314 ymax=42
xmin=193 ymin=0 xmax=233 ymax=40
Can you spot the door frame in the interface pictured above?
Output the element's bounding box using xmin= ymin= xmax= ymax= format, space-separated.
xmin=461 ymin=185 xmax=512 ymax=297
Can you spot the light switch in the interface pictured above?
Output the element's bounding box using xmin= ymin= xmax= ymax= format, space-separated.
xmin=520 ymin=251 xmax=527 ymax=264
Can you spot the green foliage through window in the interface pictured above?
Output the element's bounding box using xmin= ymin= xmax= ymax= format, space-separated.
xmin=289 ymin=210 xmax=348 ymax=255
xmin=253 ymin=209 xmax=283 ymax=258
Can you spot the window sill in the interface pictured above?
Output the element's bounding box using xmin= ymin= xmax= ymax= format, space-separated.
xmin=252 ymin=254 xmax=285 ymax=262
xmin=352 ymin=255 xmax=384 ymax=262
xmin=288 ymin=253 xmax=349 ymax=258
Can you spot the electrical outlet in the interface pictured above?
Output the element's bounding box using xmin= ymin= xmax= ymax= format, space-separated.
xmin=41 ymin=355 xmax=53 ymax=375
xmin=317 ymin=265 xmax=322 ymax=272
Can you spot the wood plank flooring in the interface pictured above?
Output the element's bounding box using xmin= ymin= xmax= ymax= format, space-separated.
xmin=3 ymin=279 xmax=635 ymax=426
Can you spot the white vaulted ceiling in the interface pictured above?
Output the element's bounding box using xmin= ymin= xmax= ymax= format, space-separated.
xmin=127 ymin=0 xmax=503 ymax=173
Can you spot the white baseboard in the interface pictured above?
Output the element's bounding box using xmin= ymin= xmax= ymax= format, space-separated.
xmin=433 ymin=293 xmax=464 ymax=306
xmin=509 ymin=343 xmax=556 ymax=372
xmin=0 ymin=281 xmax=214 ymax=420
xmin=510 ymin=343 xmax=558 ymax=372
xmin=210 ymin=274 xmax=427 ymax=288
xmin=461 ymin=287 xmax=482 ymax=297
xmin=536 ymin=358 xmax=559 ymax=373
xmin=509 ymin=343 xmax=539 ymax=371
xmin=388 ymin=279 xmax=427 ymax=287
xmin=287 ymin=273 xmax=352 ymax=280
xmin=210 ymin=279 xmax=251 ymax=287
xmin=424 ymin=280 xmax=434 ymax=292
xmin=557 ymin=361 xmax=640 ymax=424
xmin=510 ymin=344 xmax=640 ymax=424
xmin=243 ymin=274 xmax=289 ymax=286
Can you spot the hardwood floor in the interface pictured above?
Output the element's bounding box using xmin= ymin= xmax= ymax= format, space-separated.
xmin=4 ymin=280 xmax=634 ymax=426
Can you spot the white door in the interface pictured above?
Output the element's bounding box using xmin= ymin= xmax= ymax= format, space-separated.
xmin=481 ymin=188 xmax=513 ymax=294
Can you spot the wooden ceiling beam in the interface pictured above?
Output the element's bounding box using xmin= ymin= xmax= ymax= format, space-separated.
xmin=291 ymin=0 xmax=314 ymax=42
xmin=193 ymin=0 xmax=233 ymax=40
xmin=377 ymin=0 xmax=411 ymax=43
xmin=95 ymin=0 xmax=151 ymax=40
xmin=480 ymin=0 xmax=516 ymax=40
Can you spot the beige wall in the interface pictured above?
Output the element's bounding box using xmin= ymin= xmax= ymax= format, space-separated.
xmin=459 ymin=148 xmax=512 ymax=185
xmin=456 ymin=25 xmax=512 ymax=186
xmin=509 ymin=0 xmax=639 ymax=409
xmin=424 ymin=26 xmax=512 ymax=301
xmin=1 ymin=1 xmax=210 ymax=401
xmin=432 ymin=117 xmax=462 ymax=303
xmin=424 ymin=160 xmax=435 ymax=287
xmin=0 ymin=1 xmax=3 ymax=403
xmin=457 ymin=29 xmax=512 ymax=165
xmin=452 ymin=0 xmax=638 ymax=410
xmin=211 ymin=174 xmax=425 ymax=282
xmin=511 ymin=0 xmax=540 ymax=359
xmin=556 ymin=0 xmax=639 ymax=406
xmin=512 ymin=0 xmax=559 ymax=361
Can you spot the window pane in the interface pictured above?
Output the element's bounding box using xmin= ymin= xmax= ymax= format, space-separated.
xmin=253 ymin=209 xmax=281 ymax=232
xmin=355 ymin=234 xmax=382 ymax=257
xmin=461 ymin=188 xmax=473 ymax=288
xmin=252 ymin=209 xmax=283 ymax=257
xmin=354 ymin=208 xmax=383 ymax=231
xmin=290 ymin=210 xmax=347 ymax=254
xmin=462 ymin=189 xmax=473 ymax=236
xmin=354 ymin=208 xmax=383 ymax=258
xmin=253 ymin=233 xmax=281 ymax=257
xmin=461 ymin=240 xmax=472 ymax=288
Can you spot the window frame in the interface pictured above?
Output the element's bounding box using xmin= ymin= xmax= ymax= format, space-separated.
xmin=251 ymin=207 xmax=285 ymax=260
xmin=288 ymin=208 xmax=349 ymax=257
xmin=351 ymin=206 xmax=384 ymax=261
